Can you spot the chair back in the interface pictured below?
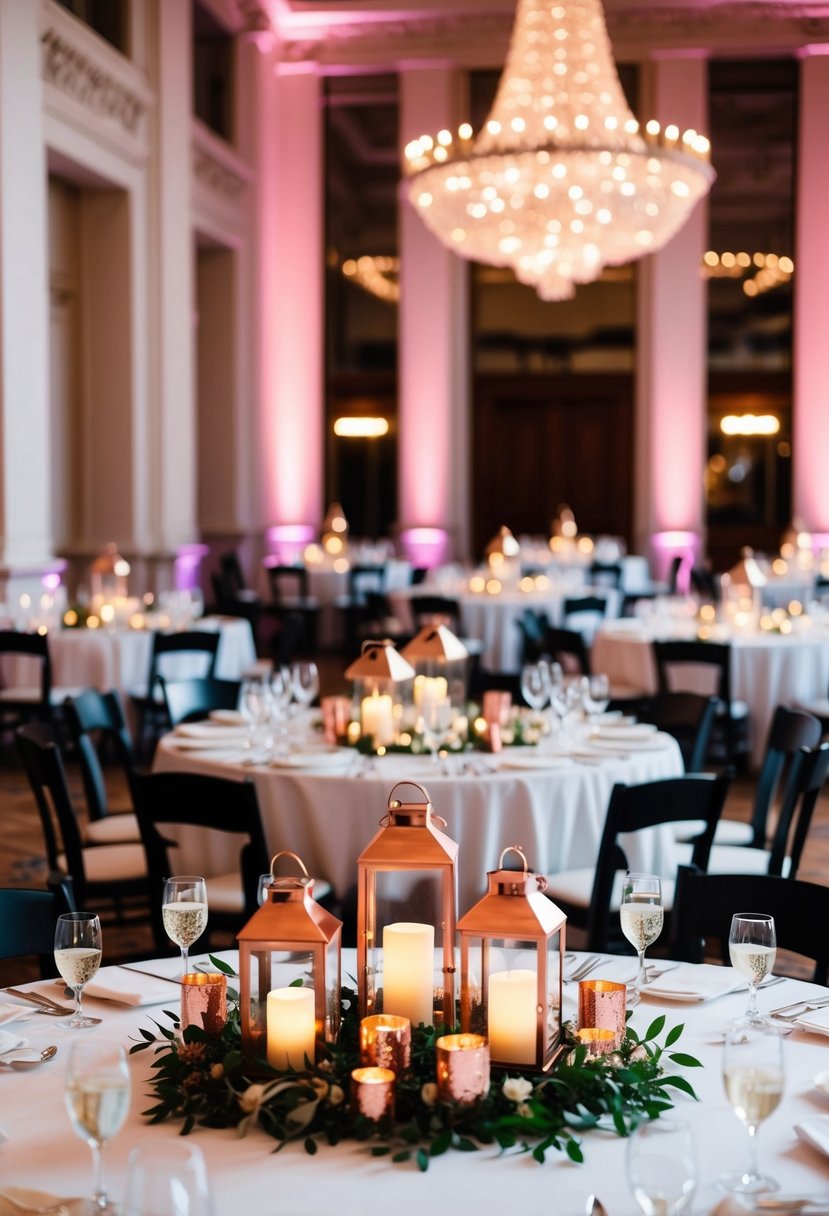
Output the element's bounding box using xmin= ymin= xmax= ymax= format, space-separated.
xmin=130 ymin=770 xmax=268 ymax=950
xmin=266 ymin=564 xmax=311 ymax=605
xmin=689 ymin=565 xmax=719 ymax=601
xmin=410 ymin=595 xmax=462 ymax=636
xmin=348 ymin=565 xmax=385 ymax=603
xmin=15 ymin=723 xmax=87 ymax=898
xmin=0 ymin=883 xmax=75 ymax=978
xmin=147 ymin=630 xmax=220 ymax=696
xmin=585 ymin=773 xmax=729 ymax=952
xmin=0 ymin=629 xmax=52 ymax=708
xmin=562 ymin=595 xmax=609 ymax=643
xmin=541 ymin=626 xmax=591 ymax=675
xmin=652 ymin=639 xmax=731 ymax=702
xmin=672 ymin=868 xmax=829 ymax=984
xmin=748 ymin=705 xmax=822 ymax=848
xmin=589 ymin=561 xmax=622 ymax=589
xmin=64 ymin=690 xmax=134 ymax=823
xmin=160 ymin=677 xmax=241 ymax=726
xmin=637 ymin=692 xmax=718 ymax=774
xmin=767 ymin=741 xmax=829 ymax=878
xmin=219 ymin=551 xmax=248 ymax=595
xmin=515 ymin=608 xmax=549 ymax=665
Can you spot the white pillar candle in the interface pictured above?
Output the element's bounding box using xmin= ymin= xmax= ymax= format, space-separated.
xmin=266 ymin=987 xmax=316 ymax=1071
xmin=383 ymin=922 xmax=434 ymax=1027
xmin=361 ymin=692 xmax=395 ymax=745
xmin=488 ymin=969 xmax=538 ymax=1065
xmin=413 ymin=675 xmax=448 ymax=708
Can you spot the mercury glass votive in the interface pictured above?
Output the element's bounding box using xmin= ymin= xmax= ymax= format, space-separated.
xmin=350 ymin=1067 xmax=396 ymax=1121
xmin=435 ymin=1033 xmax=491 ymax=1104
xmin=578 ymin=979 xmax=627 ymax=1049
xmin=576 ymin=1027 xmax=617 ymax=1057
xmin=360 ymin=1014 xmax=412 ymax=1074
xmin=181 ymin=972 xmax=227 ymax=1036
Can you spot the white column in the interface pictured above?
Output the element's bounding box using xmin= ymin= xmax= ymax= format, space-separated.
xmin=635 ymin=55 xmax=709 ymax=584
xmin=254 ymin=58 xmax=324 ymax=550
xmin=793 ymin=49 xmax=829 ymax=543
xmin=399 ymin=66 xmax=470 ymax=566
xmin=0 ymin=0 xmax=54 ymax=578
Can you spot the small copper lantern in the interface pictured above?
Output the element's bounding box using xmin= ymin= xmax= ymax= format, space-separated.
xmin=237 ymin=851 xmax=341 ymax=1070
xmin=458 ymin=846 xmax=566 ymax=1073
xmin=357 ymin=781 xmax=458 ymax=1028
xmin=90 ymin=541 xmax=131 ymax=602
xmin=401 ymin=624 xmax=468 ymax=713
xmin=722 ymin=546 xmax=766 ymax=630
xmin=345 ymin=639 xmax=415 ymax=749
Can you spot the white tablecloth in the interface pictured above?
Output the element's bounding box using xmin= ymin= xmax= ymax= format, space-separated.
xmin=592 ymin=621 xmax=829 ymax=769
xmin=3 ymin=953 xmax=829 ymax=1216
xmin=153 ymin=732 xmax=684 ymax=911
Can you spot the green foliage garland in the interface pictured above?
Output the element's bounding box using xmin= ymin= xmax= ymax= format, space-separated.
xmin=131 ymin=958 xmax=701 ymax=1171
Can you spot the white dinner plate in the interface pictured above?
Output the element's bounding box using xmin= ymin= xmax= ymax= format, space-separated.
xmin=497 ymin=754 xmax=574 ymax=771
xmin=209 ymin=709 xmax=246 ymax=726
xmin=585 ymin=736 xmax=670 ymax=753
xmin=269 ymin=749 xmax=350 ymax=771
xmin=175 ymin=721 xmax=248 ymax=740
xmin=593 ymin=723 xmax=658 ymax=741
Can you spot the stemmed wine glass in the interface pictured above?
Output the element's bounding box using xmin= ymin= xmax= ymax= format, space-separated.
xmin=520 ymin=662 xmax=550 ymax=715
xmin=583 ymin=673 xmax=611 ymax=718
xmin=240 ymin=676 xmax=270 ymax=753
xmin=620 ymin=873 xmax=664 ymax=1008
xmin=65 ymin=1040 xmax=131 ymax=1214
xmin=54 ymin=911 xmax=102 ymax=1030
xmin=721 ymin=1020 xmax=784 ymax=1197
xmin=124 ymin=1141 xmax=215 ymax=1216
xmin=420 ymin=699 xmax=453 ymax=770
xmin=729 ymin=913 xmax=777 ymax=1025
xmin=291 ymin=660 xmax=320 ymax=709
xmin=627 ymin=1117 xmax=698 ymax=1216
xmin=162 ymin=876 xmax=208 ymax=976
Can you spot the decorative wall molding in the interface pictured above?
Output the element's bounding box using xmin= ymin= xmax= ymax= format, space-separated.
xmin=192 ymin=120 xmax=252 ymax=211
xmin=41 ymin=27 xmax=144 ymax=135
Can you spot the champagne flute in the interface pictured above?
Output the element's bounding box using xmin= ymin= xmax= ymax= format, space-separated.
xmin=65 ymin=1040 xmax=131 ymax=1214
xmin=54 ymin=912 xmax=102 ymax=1030
xmin=722 ymin=1020 xmax=784 ymax=1197
xmin=729 ymin=913 xmax=777 ymax=1025
xmin=627 ymin=1117 xmax=697 ymax=1216
xmin=163 ymin=876 xmax=208 ymax=976
xmin=124 ymin=1140 xmax=215 ymax=1216
xmin=620 ymin=873 xmax=664 ymax=1008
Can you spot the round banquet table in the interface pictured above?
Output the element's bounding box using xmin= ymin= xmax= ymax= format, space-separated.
xmin=3 ymin=951 xmax=829 ymax=1216
xmin=153 ymin=727 xmax=685 ymax=912
xmin=592 ymin=619 xmax=829 ymax=770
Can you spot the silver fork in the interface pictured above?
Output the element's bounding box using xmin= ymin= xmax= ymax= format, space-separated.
xmin=567 ymin=955 xmax=601 ymax=982
xmin=772 ymin=997 xmax=829 ymax=1022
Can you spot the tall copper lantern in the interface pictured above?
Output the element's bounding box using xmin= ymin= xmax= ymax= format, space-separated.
xmin=345 ymin=639 xmax=415 ymax=750
xmin=401 ymin=624 xmax=469 ymax=713
xmin=458 ymin=846 xmax=566 ymax=1073
xmin=238 ymin=852 xmax=341 ymax=1070
xmin=357 ymin=782 xmax=458 ymax=1029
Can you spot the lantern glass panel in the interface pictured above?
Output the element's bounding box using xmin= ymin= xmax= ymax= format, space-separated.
xmin=412 ymin=659 xmax=467 ymax=712
xmin=464 ymin=932 xmax=563 ymax=1066
xmin=244 ymin=947 xmax=316 ymax=1040
xmin=365 ymin=868 xmax=449 ymax=1026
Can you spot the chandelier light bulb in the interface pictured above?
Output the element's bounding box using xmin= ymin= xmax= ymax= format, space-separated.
xmin=403 ymin=0 xmax=715 ymax=300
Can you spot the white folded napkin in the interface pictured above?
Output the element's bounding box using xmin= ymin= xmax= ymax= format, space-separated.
xmin=593 ymin=723 xmax=657 ymax=740
xmin=497 ymin=753 xmax=574 ymax=771
xmin=795 ymin=1116 xmax=829 ymax=1159
xmin=0 ymin=1003 xmax=31 ymax=1026
xmin=84 ymin=965 xmax=180 ymax=1007
xmin=645 ymin=963 xmax=745 ymax=1002
xmin=795 ymin=1006 xmax=829 ymax=1036
xmin=269 ymin=749 xmax=350 ymax=771
xmin=174 ymin=721 xmax=249 ymax=740
xmin=0 ymin=1029 xmax=27 ymax=1055
xmin=166 ymin=735 xmax=246 ymax=751
xmin=586 ymin=736 xmax=669 ymax=753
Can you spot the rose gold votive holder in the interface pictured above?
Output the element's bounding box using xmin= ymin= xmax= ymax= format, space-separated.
xmin=360 ymin=1014 xmax=412 ymax=1074
xmin=576 ymin=1028 xmax=618 ymax=1057
xmin=578 ymin=979 xmax=626 ymax=1049
xmin=435 ymin=1033 xmax=491 ymax=1105
xmin=181 ymin=972 xmax=227 ymax=1036
xmin=350 ymin=1067 xmax=396 ymax=1121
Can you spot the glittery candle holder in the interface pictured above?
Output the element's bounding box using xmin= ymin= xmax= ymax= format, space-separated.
xmin=181 ymin=973 xmax=227 ymax=1036
xmin=576 ymin=1027 xmax=618 ymax=1057
xmin=350 ymin=1067 xmax=396 ymax=1121
xmin=435 ymin=1033 xmax=491 ymax=1104
xmin=578 ymin=979 xmax=627 ymax=1049
xmin=360 ymin=1014 xmax=412 ymax=1074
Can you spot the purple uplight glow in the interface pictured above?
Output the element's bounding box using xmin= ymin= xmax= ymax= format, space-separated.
xmin=650 ymin=530 xmax=701 ymax=588
xmin=266 ymin=523 xmax=316 ymax=566
xmin=397 ymin=527 xmax=450 ymax=569
xmin=175 ymin=544 xmax=209 ymax=591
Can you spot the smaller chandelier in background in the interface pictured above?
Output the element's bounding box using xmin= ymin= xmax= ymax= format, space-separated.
xmin=403 ymin=0 xmax=715 ymax=301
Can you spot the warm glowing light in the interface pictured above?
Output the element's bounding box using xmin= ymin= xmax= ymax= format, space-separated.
xmin=333 ymin=558 xmax=350 ymax=574
xmin=333 ymin=417 xmax=390 ymax=438
xmin=304 ymin=544 xmax=324 ymax=564
xmin=469 ymin=575 xmax=486 ymax=593
xmin=63 ymin=610 xmax=78 ymax=627
xmin=486 ymin=579 xmax=502 ymax=595
xmin=100 ymin=604 xmax=115 ymax=624
xmin=87 ymin=614 xmax=100 ymax=629
xmin=699 ymin=604 xmax=716 ymax=623
xmin=577 ymin=536 xmax=594 ymax=553
xmin=721 ymin=414 xmax=780 ymax=437
xmin=519 ymin=576 xmax=535 ymax=592
xmin=788 ymin=600 xmax=803 ymax=616
xmin=772 ymin=558 xmax=788 ymax=575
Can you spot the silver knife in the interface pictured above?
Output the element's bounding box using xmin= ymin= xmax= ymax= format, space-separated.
xmin=117 ymin=965 xmax=182 ymax=985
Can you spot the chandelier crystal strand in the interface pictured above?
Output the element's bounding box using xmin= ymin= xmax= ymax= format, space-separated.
xmin=403 ymin=0 xmax=715 ymax=300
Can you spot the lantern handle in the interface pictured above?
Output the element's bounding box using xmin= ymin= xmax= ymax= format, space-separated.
xmin=269 ymin=851 xmax=311 ymax=882
xmin=382 ymin=780 xmax=447 ymax=829
xmin=497 ymin=844 xmax=548 ymax=893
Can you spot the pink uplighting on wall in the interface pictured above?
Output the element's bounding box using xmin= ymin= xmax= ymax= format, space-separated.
xmin=266 ymin=523 xmax=315 ymax=565
xmin=398 ymin=527 xmax=450 ymax=569
xmin=175 ymin=544 xmax=209 ymax=590
xmin=650 ymin=530 xmax=701 ymax=587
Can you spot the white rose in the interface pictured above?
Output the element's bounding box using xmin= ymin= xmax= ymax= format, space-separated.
xmin=239 ymin=1083 xmax=267 ymax=1113
xmin=502 ymin=1076 xmax=533 ymax=1103
xmin=421 ymin=1082 xmax=439 ymax=1107
xmin=328 ymin=1084 xmax=345 ymax=1107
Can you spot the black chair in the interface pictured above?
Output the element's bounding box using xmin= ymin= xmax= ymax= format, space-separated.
xmin=0 ymin=883 xmax=76 ymax=979
xmin=697 ymin=741 xmax=829 ymax=879
xmin=652 ymin=639 xmax=749 ymax=771
xmin=63 ymin=690 xmax=141 ymax=845
xmin=130 ymin=769 xmax=270 ymax=951
xmin=637 ymin=692 xmax=718 ymax=775
xmin=264 ymin=563 xmax=319 ymax=654
xmin=540 ymin=626 xmax=591 ymax=675
xmin=131 ymin=629 xmax=221 ymax=758
xmin=561 ymin=595 xmax=609 ymax=644
xmin=543 ymin=773 xmax=729 ymax=953
xmin=160 ymin=677 xmax=242 ymax=727
xmin=409 ymin=595 xmax=463 ymax=637
xmin=0 ymin=630 xmax=80 ymax=733
xmin=211 ymin=551 xmax=265 ymax=648
xmin=588 ymin=561 xmax=623 ymax=590
xmin=689 ymin=565 xmax=719 ymax=602
xmin=15 ymin=723 xmax=148 ymax=915
xmin=672 ymin=868 xmax=829 ymax=984
xmin=469 ymin=668 xmax=522 ymax=705
xmin=667 ymin=555 xmax=685 ymax=596
xmin=515 ymin=608 xmax=549 ymax=666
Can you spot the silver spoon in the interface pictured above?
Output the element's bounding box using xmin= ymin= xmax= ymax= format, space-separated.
xmin=0 ymin=1045 xmax=58 ymax=1070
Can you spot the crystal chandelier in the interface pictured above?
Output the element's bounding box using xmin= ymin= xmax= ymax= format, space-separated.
xmin=403 ymin=0 xmax=715 ymax=301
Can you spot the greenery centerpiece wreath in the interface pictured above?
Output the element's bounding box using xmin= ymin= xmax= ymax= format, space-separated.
xmin=132 ymin=958 xmax=701 ymax=1171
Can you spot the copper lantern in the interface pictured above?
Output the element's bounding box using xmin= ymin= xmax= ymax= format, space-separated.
xmin=345 ymin=639 xmax=414 ymax=749
xmin=357 ymin=781 xmax=457 ymax=1029
xmin=237 ymin=852 xmax=341 ymax=1071
xmin=401 ymin=624 xmax=469 ymax=713
xmin=458 ymin=846 xmax=566 ymax=1073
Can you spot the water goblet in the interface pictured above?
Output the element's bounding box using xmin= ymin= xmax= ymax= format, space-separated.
xmin=54 ymin=911 xmax=102 ymax=1030
xmin=584 ymin=673 xmax=611 ymax=718
xmin=240 ymin=676 xmax=270 ymax=752
xmin=163 ymin=876 xmax=208 ymax=977
xmin=291 ymin=660 xmax=320 ymax=709
xmin=729 ymin=913 xmax=777 ymax=1025
xmin=65 ymin=1040 xmax=131 ymax=1214
xmin=620 ymin=873 xmax=664 ymax=1008
xmin=627 ymin=1117 xmax=697 ymax=1216
xmin=123 ymin=1140 xmax=215 ymax=1216
xmin=420 ymin=698 xmax=453 ymax=770
xmin=520 ymin=662 xmax=550 ymax=714
xmin=721 ymin=1020 xmax=784 ymax=1197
